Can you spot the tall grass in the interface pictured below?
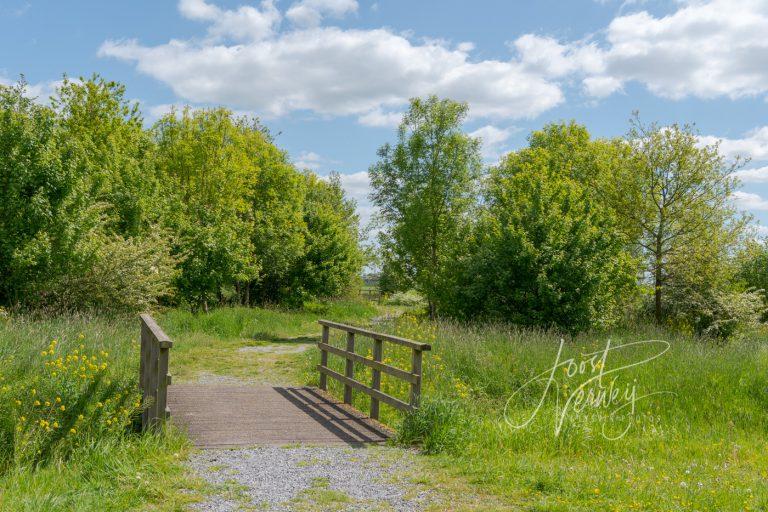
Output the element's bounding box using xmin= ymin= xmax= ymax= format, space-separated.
xmin=303 ymin=314 xmax=768 ymax=510
xmin=0 ymin=312 xmax=199 ymax=510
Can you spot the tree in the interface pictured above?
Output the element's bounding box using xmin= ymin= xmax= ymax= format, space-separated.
xmin=615 ymin=115 xmax=747 ymax=324
xmin=369 ymin=96 xmax=482 ymax=318
xmin=288 ymin=173 xmax=363 ymax=302
xmin=153 ymin=108 xmax=260 ymax=311
xmin=442 ymin=125 xmax=636 ymax=332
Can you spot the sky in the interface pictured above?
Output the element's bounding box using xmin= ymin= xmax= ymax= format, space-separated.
xmin=2 ymin=0 xmax=768 ymax=232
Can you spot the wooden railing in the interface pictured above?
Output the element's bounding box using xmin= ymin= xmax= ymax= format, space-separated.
xmin=139 ymin=314 xmax=173 ymax=431
xmin=317 ymin=320 xmax=431 ymax=419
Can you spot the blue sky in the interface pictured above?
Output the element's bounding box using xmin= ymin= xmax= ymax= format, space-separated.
xmin=2 ymin=0 xmax=768 ymax=230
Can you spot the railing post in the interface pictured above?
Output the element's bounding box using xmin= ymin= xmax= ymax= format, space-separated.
xmin=370 ymin=338 xmax=383 ymax=420
xmin=319 ymin=325 xmax=329 ymax=390
xmin=155 ymin=345 xmax=171 ymax=428
xmin=344 ymin=332 xmax=355 ymax=404
xmin=409 ymin=348 xmax=423 ymax=408
xmin=140 ymin=318 xmax=151 ymax=430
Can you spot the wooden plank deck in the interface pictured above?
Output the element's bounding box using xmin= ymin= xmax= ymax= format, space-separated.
xmin=167 ymin=384 xmax=393 ymax=448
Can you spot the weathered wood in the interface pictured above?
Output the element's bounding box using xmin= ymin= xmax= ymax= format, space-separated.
xmin=317 ymin=320 xmax=429 ymax=418
xmin=139 ymin=314 xmax=173 ymax=432
xmin=343 ymin=332 xmax=355 ymax=404
xmin=317 ymin=366 xmax=414 ymax=413
xmin=317 ymin=342 xmax=418 ymax=384
xmin=371 ymin=338 xmax=383 ymax=420
xmin=168 ymin=385 xmax=392 ymax=448
xmin=318 ymin=320 xmax=431 ymax=351
xmin=410 ymin=349 xmax=423 ymax=407
xmin=319 ymin=325 xmax=329 ymax=391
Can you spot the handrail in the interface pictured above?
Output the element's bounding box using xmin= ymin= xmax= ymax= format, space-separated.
xmin=316 ymin=320 xmax=430 ymax=419
xmin=139 ymin=314 xmax=173 ymax=431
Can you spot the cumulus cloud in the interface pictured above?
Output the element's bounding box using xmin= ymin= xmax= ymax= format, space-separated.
xmin=585 ymin=0 xmax=768 ymax=100
xmin=357 ymin=108 xmax=403 ymax=128
xmin=178 ymin=0 xmax=281 ymax=41
xmin=735 ymin=166 xmax=768 ymax=183
xmin=99 ymin=1 xmax=564 ymax=121
xmin=515 ymin=1 xmax=768 ymax=102
xmin=735 ymin=191 xmax=768 ymax=211
xmin=294 ymin=150 xmax=324 ymax=170
xmin=286 ymin=0 xmax=357 ymax=27
xmin=699 ymin=126 xmax=768 ymax=162
xmin=469 ymin=125 xmax=514 ymax=162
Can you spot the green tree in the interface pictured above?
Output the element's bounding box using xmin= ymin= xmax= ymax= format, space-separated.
xmin=290 ymin=172 xmax=363 ymax=302
xmin=153 ymin=107 xmax=260 ymax=310
xmin=369 ymin=96 xmax=481 ymax=318
xmin=616 ymin=115 xmax=747 ymax=324
xmin=443 ymin=127 xmax=636 ymax=332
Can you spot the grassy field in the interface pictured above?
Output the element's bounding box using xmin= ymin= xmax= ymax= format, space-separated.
xmin=306 ymin=314 xmax=768 ymax=511
xmin=3 ymin=303 xmax=767 ymax=511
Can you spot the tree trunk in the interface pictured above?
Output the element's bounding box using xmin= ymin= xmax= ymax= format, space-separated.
xmin=428 ymin=299 xmax=436 ymax=321
xmin=654 ymin=233 xmax=663 ymax=324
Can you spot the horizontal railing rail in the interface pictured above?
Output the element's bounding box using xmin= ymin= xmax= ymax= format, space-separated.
xmin=139 ymin=314 xmax=173 ymax=431
xmin=317 ymin=319 xmax=431 ymax=419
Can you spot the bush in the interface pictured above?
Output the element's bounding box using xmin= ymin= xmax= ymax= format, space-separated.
xmin=384 ymin=290 xmax=426 ymax=307
xmin=32 ymin=234 xmax=177 ymax=314
xmin=396 ymin=398 xmax=467 ymax=454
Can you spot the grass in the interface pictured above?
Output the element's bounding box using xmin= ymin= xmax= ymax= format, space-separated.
xmin=158 ymin=300 xmax=378 ymax=384
xmin=303 ymin=314 xmax=768 ymax=511
xmin=0 ymin=312 xmax=205 ymax=511
xmin=4 ymin=301 xmax=766 ymax=510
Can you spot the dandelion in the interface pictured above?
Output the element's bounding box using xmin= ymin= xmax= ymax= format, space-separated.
xmin=52 ymin=421 xmax=59 ymax=428
xmin=15 ymin=399 xmax=21 ymax=406
xmin=31 ymin=388 xmax=36 ymax=395
xmin=60 ymin=405 xmax=65 ymax=411
xmin=594 ymin=488 xmax=600 ymax=495
xmin=55 ymin=397 xmax=61 ymax=403
xmin=78 ymin=414 xmax=84 ymax=421
xmin=70 ymin=428 xmax=77 ymax=434
xmin=34 ymin=400 xmax=40 ymax=406
xmin=40 ymin=351 xmax=47 ymax=357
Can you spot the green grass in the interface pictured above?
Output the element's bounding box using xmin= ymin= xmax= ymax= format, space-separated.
xmin=303 ymin=314 xmax=768 ymax=511
xmin=158 ymin=300 xmax=378 ymax=383
xmin=0 ymin=313 xmax=205 ymax=511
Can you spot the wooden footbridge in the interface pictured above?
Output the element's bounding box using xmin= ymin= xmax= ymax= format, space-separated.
xmin=138 ymin=315 xmax=430 ymax=448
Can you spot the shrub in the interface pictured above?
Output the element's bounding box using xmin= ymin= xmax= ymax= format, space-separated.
xmin=396 ymin=398 xmax=467 ymax=454
xmin=32 ymin=233 xmax=177 ymax=314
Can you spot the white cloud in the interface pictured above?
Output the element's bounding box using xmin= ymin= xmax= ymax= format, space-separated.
xmin=699 ymin=126 xmax=768 ymax=162
xmin=586 ymin=0 xmax=768 ymax=100
xmin=286 ymin=0 xmax=357 ymax=27
xmin=178 ymin=0 xmax=281 ymax=41
xmin=469 ymin=125 xmax=514 ymax=161
xmin=735 ymin=166 xmax=768 ymax=183
xmin=734 ymin=191 xmax=768 ymax=211
xmin=515 ymin=1 xmax=768 ymax=102
xmin=294 ymin=150 xmax=323 ymax=170
xmin=99 ymin=2 xmax=564 ymax=122
xmin=0 ymin=75 xmax=66 ymax=104
xmin=357 ymin=108 xmax=402 ymax=128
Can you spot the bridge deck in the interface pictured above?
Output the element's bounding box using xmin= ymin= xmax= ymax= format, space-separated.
xmin=167 ymin=384 xmax=392 ymax=448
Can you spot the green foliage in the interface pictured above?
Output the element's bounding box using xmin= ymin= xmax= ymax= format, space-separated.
xmin=0 ymin=75 xmax=362 ymax=313
xmin=289 ymin=173 xmax=363 ymax=303
xmin=440 ymin=123 xmax=636 ymax=332
xmin=615 ymin=115 xmax=747 ymax=324
xmin=370 ymin=95 xmax=482 ymax=318
xmin=397 ymin=398 xmax=466 ymax=454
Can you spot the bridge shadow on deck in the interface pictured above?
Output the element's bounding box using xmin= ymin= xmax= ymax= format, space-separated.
xmin=168 ymin=384 xmax=391 ymax=449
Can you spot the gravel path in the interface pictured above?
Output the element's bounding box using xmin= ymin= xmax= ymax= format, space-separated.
xmin=188 ymin=445 xmax=432 ymax=511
